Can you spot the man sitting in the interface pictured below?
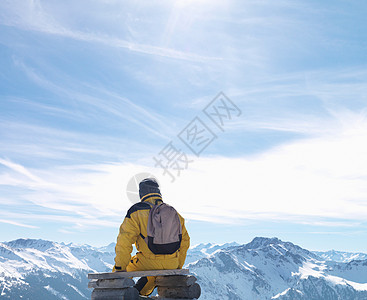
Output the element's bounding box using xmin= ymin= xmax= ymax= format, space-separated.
xmin=113 ymin=178 xmax=190 ymax=296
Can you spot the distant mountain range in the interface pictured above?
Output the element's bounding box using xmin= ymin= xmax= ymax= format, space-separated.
xmin=1 ymin=238 xmax=366 ymax=299
xmin=188 ymin=237 xmax=367 ymax=300
xmin=312 ymin=249 xmax=367 ymax=263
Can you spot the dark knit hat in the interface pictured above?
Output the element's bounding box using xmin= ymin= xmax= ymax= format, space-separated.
xmin=139 ymin=178 xmax=161 ymax=199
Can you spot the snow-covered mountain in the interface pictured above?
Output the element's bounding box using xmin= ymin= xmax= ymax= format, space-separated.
xmin=0 ymin=239 xmax=113 ymax=299
xmin=312 ymin=249 xmax=367 ymax=263
xmin=188 ymin=237 xmax=367 ymax=300
xmin=1 ymin=237 xmax=366 ymax=299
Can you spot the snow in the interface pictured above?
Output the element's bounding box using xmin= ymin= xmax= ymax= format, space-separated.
xmin=325 ymin=274 xmax=347 ymax=286
xmin=293 ymin=260 xmax=325 ymax=279
xmin=278 ymin=244 xmax=288 ymax=252
xmin=272 ymin=288 xmax=303 ymax=299
xmin=44 ymin=285 xmax=68 ymax=300
xmin=240 ymin=260 xmax=256 ymax=273
xmin=67 ymin=283 xmax=88 ymax=298
xmin=270 ymin=244 xmax=285 ymax=256
xmin=271 ymin=288 xmax=291 ymax=299
xmin=346 ymin=280 xmax=367 ymax=291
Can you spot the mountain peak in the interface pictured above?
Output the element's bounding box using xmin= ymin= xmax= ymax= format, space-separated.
xmin=190 ymin=243 xmax=214 ymax=250
xmin=5 ymin=238 xmax=56 ymax=250
xmin=246 ymin=237 xmax=283 ymax=249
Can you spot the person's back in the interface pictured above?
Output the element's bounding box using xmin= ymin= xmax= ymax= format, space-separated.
xmin=113 ymin=178 xmax=190 ymax=296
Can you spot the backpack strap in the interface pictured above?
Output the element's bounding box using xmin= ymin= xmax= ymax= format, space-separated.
xmin=139 ymin=202 xmax=154 ymax=241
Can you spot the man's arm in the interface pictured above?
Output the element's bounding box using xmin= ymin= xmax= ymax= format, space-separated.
xmin=178 ymin=215 xmax=190 ymax=269
xmin=113 ymin=215 xmax=139 ymax=271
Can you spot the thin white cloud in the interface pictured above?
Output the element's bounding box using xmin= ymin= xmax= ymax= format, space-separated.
xmin=1 ymin=110 xmax=367 ymax=229
xmin=11 ymin=58 xmax=172 ymax=140
xmin=0 ymin=219 xmax=38 ymax=229
xmin=0 ymin=158 xmax=45 ymax=184
xmin=0 ymin=118 xmax=161 ymax=172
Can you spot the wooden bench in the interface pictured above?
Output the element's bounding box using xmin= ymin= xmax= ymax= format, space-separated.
xmin=88 ymin=269 xmax=201 ymax=300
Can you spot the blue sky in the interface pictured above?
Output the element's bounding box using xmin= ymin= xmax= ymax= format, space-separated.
xmin=1 ymin=0 xmax=367 ymax=252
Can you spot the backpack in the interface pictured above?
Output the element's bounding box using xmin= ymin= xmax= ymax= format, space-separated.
xmin=143 ymin=203 xmax=182 ymax=255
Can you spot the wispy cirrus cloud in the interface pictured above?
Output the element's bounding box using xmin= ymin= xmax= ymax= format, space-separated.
xmin=0 ymin=211 xmax=119 ymax=231
xmin=10 ymin=58 xmax=174 ymax=141
xmin=0 ymin=158 xmax=45 ymax=184
xmin=0 ymin=219 xmax=38 ymax=229
xmin=0 ymin=0 xmax=222 ymax=63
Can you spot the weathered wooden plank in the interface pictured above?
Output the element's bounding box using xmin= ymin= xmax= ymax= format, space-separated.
xmin=88 ymin=269 xmax=189 ymax=280
xmin=155 ymin=275 xmax=197 ymax=287
xmin=88 ymin=278 xmax=135 ymax=289
xmin=91 ymin=287 xmax=139 ymax=300
xmin=157 ymin=283 xmax=201 ymax=299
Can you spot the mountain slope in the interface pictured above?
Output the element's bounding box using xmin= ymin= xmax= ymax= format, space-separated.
xmin=0 ymin=239 xmax=113 ymax=299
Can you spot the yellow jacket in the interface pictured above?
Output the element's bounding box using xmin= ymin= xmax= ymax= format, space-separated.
xmin=114 ymin=193 xmax=190 ymax=271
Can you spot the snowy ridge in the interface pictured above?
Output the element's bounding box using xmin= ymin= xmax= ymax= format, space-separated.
xmin=1 ymin=237 xmax=367 ymax=299
xmin=185 ymin=242 xmax=239 ymax=265
xmin=313 ymin=249 xmax=367 ymax=263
